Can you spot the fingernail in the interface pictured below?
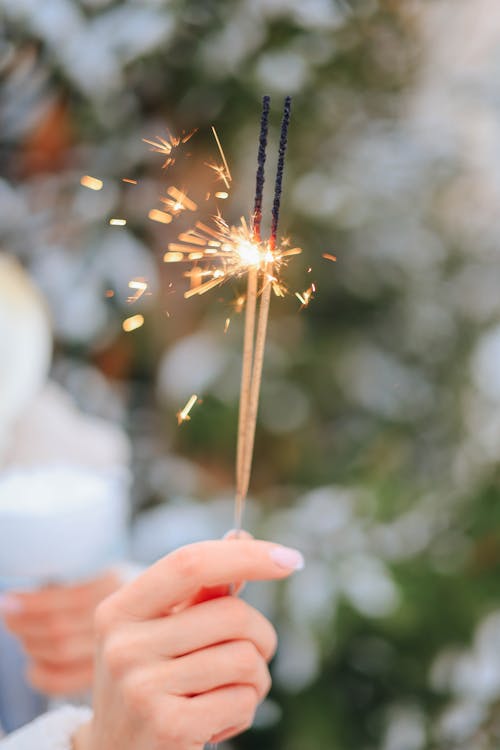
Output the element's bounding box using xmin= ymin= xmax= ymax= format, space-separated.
xmin=0 ymin=595 xmax=22 ymax=614
xmin=269 ymin=546 xmax=304 ymax=571
xmin=223 ymin=528 xmax=252 ymax=540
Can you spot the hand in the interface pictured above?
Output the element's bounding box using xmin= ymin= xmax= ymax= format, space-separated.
xmin=1 ymin=571 xmax=121 ymax=695
xmin=74 ymin=539 xmax=304 ymax=750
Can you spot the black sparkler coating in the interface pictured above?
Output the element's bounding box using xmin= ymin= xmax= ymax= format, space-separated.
xmin=253 ymin=95 xmax=271 ymax=241
xmin=270 ymin=96 xmax=292 ymax=246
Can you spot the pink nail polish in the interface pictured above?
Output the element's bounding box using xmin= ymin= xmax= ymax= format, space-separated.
xmin=0 ymin=595 xmax=22 ymax=614
xmin=269 ymin=546 xmax=304 ymax=571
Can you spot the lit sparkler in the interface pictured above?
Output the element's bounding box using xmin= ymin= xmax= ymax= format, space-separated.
xmin=162 ymin=97 xmax=295 ymax=531
xmin=164 ymin=214 xmax=300 ymax=300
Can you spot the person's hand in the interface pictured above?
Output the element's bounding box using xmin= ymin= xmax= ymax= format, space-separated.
xmin=74 ymin=539 xmax=304 ymax=750
xmin=0 ymin=571 xmax=121 ymax=695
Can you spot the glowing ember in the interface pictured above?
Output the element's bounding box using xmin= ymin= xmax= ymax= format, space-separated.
xmin=143 ymin=130 xmax=196 ymax=169
xmin=80 ymin=175 xmax=103 ymax=191
xmin=148 ymin=209 xmax=172 ymax=224
xmin=164 ymin=213 xmax=301 ymax=299
xmin=233 ymin=295 xmax=245 ymax=313
xmin=164 ymin=251 xmax=184 ymax=263
xmin=128 ymin=279 xmax=148 ymax=303
xmin=160 ymin=186 xmax=198 ymax=214
xmin=122 ymin=178 xmax=138 ymax=185
xmin=215 ymin=191 xmax=229 ymax=199
xmin=110 ymin=218 xmax=127 ymax=226
xmin=176 ymin=394 xmax=199 ymax=425
xmin=105 ymin=289 xmax=115 ymax=298
xmin=208 ymin=126 xmax=232 ymax=190
xmin=122 ymin=314 xmax=144 ymax=332
xmin=295 ymin=284 xmax=316 ymax=308
xmin=322 ymin=253 xmax=337 ymax=262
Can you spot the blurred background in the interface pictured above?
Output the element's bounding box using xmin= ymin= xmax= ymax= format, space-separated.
xmin=2 ymin=0 xmax=500 ymax=747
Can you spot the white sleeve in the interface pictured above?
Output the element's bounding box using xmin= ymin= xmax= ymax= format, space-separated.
xmin=0 ymin=706 xmax=92 ymax=750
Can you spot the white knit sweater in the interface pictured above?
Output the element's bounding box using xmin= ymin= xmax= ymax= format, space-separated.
xmin=0 ymin=707 xmax=91 ymax=750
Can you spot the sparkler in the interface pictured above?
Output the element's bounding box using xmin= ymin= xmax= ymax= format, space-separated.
xmin=235 ymin=96 xmax=292 ymax=530
xmin=162 ymin=98 xmax=296 ymax=533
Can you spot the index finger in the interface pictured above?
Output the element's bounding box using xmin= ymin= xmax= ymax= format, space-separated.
xmin=107 ymin=540 xmax=304 ymax=621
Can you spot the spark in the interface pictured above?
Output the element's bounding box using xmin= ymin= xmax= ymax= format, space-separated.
xmin=224 ymin=317 xmax=231 ymax=334
xmin=122 ymin=314 xmax=144 ymax=332
xmin=322 ymin=253 xmax=337 ymax=262
xmin=128 ymin=278 xmax=148 ymax=303
xmin=122 ymin=178 xmax=138 ymax=185
xmin=164 ymin=213 xmax=301 ymax=299
xmin=160 ymin=186 xmax=198 ymax=215
xmin=176 ymin=394 xmax=199 ymax=425
xmin=80 ymin=175 xmax=103 ymax=191
xmin=148 ymin=209 xmax=172 ymax=224
xmin=233 ymin=295 xmax=246 ymax=313
xmin=110 ymin=218 xmax=127 ymax=226
xmin=206 ymin=161 xmax=231 ymax=190
xmin=143 ymin=130 xmax=196 ymax=169
xmin=164 ymin=251 xmax=184 ymax=263
xmin=295 ymin=284 xmax=316 ymax=309
xmin=215 ymin=191 xmax=229 ymax=199
xmin=211 ymin=126 xmax=232 ymax=189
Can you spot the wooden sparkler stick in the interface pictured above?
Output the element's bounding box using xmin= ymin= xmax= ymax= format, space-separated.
xmin=235 ymin=268 xmax=257 ymax=497
xmin=236 ymin=96 xmax=292 ymax=528
xmin=235 ymin=96 xmax=270 ymax=527
xmin=237 ymin=270 xmax=272 ymax=510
